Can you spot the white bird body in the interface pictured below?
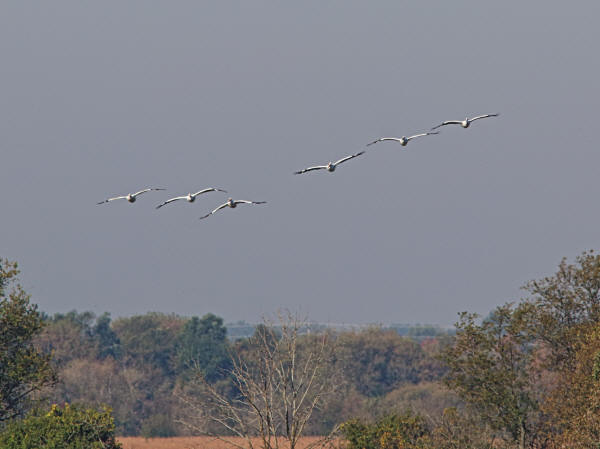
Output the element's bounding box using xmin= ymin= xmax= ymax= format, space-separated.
xmin=294 ymin=150 xmax=365 ymax=175
xmin=366 ymin=132 xmax=439 ymax=147
xmin=155 ymin=188 xmax=227 ymax=209
xmin=97 ymin=188 xmax=165 ymax=205
xmin=431 ymin=113 xmax=499 ymax=130
xmin=199 ymin=198 xmax=267 ymax=220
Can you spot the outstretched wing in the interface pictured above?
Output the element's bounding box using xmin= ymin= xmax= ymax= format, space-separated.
xmin=366 ymin=138 xmax=400 ymax=146
xmin=234 ymin=200 xmax=267 ymax=206
xmin=334 ymin=150 xmax=365 ymax=166
xmin=431 ymin=121 xmax=461 ymax=130
xmin=192 ymin=188 xmax=227 ymax=197
xmin=469 ymin=113 xmax=499 ymax=122
xmin=133 ymin=187 xmax=165 ymax=197
xmin=406 ymin=131 xmax=439 ymax=141
xmin=199 ymin=202 xmax=229 ymax=220
xmin=155 ymin=196 xmax=185 ymax=209
xmin=294 ymin=165 xmax=327 ymax=175
xmin=97 ymin=195 xmax=127 ymax=205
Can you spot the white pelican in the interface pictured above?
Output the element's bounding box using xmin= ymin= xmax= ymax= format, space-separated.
xmin=155 ymin=188 xmax=227 ymax=209
xmin=97 ymin=188 xmax=165 ymax=205
xmin=199 ymin=198 xmax=267 ymax=220
xmin=366 ymin=131 xmax=439 ymax=147
xmin=431 ymin=113 xmax=499 ymax=130
xmin=294 ymin=151 xmax=365 ymax=175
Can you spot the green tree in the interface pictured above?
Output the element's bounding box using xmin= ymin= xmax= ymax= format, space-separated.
xmin=175 ymin=313 xmax=230 ymax=382
xmin=441 ymin=305 xmax=540 ymax=449
xmin=111 ymin=313 xmax=185 ymax=435
xmin=0 ymin=258 xmax=56 ymax=422
xmin=0 ymin=403 xmax=122 ymax=449
xmin=522 ymin=250 xmax=600 ymax=371
xmin=112 ymin=312 xmax=184 ymax=376
xmin=337 ymin=328 xmax=427 ymax=397
xmin=439 ymin=250 xmax=600 ymax=448
xmin=93 ymin=312 xmax=120 ymax=360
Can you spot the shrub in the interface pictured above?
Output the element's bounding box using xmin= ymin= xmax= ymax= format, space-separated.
xmin=341 ymin=412 xmax=431 ymax=449
xmin=0 ymin=403 xmax=122 ymax=449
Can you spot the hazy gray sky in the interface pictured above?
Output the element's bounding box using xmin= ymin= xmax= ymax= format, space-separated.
xmin=2 ymin=1 xmax=599 ymax=325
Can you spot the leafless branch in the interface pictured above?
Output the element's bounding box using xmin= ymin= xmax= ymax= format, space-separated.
xmin=178 ymin=310 xmax=339 ymax=449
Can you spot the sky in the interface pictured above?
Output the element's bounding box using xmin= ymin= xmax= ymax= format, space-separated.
xmin=1 ymin=1 xmax=599 ymax=326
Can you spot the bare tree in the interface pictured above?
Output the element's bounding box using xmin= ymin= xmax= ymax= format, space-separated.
xmin=178 ymin=311 xmax=340 ymax=449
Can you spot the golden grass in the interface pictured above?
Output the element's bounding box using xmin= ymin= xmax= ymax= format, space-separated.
xmin=117 ymin=436 xmax=337 ymax=449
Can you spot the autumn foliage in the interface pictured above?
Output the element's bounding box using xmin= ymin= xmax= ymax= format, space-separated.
xmin=3 ymin=251 xmax=600 ymax=448
xmin=440 ymin=250 xmax=600 ymax=448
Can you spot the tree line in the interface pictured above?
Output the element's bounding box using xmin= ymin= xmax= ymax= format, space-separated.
xmin=2 ymin=251 xmax=600 ymax=448
xmin=34 ymin=310 xmax=451 ymax=437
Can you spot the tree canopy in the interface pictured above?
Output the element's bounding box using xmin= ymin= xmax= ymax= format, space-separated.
xmin=0 ymin=403 xmax=122 ymax=449
xmin=441 ymin=250 xmax=600 ymax=448
xmin=0 ymin=258 xmax=56 ymax=422
xmin=175 ymin=313 xmax=230 ymax=381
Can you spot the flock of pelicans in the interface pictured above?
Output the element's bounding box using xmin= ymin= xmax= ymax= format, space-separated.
xmin=97 ymin=113 xmax=499 ymax=220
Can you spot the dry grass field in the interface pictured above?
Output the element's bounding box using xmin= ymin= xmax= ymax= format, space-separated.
xmin=117 ymin=436 xmax=339 ymax=449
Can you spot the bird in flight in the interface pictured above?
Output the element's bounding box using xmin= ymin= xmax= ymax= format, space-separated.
xmin=294 ymin=151 xmax=365 ymax=175
xmin=97 ymin=188 xmax=166 ymax=205
xmin=366 ymin=131 xmax=439 ymax=147
xmin=199 ymin=198 xmax=267 ymax=220
xmin=155 ymin=188 xmax=227 ymax=209
xmin=431 ymin=113 xmax=499 ymax=130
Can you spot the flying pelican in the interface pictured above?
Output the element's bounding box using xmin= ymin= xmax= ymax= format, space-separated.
xmin=155 ymin=188 xmax=227 ymax=209
xmin=294 ymin=151 xmax=365 ymax=175
xmin=97 ymin=188 xmax=165 ymax=205
xmin=199 ymin=198 xmax=267 ymax=220
xmin=366 ymin=131 xmax=439 ymax=147
xmin=431 ymin=113 xmax=499 ymax=130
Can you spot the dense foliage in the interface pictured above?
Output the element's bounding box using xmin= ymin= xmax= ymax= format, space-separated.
xmin=0 ymin=403 xmax=121 ymax=449
xmin=6 ymin=250 xmax=600 ymax=448
xmin=0 ymin=258 xmax=56 ymax=422
xmin=441 ymin=306 xmax=539 ymax=446
xmin=341 ymin=412 xmax=431 ymax=449
xmin=439 ymin=250 xmax=600 ymax=448
xmin=174 ymin=313 xmax=231 ymax=382
xmin=35 ymin=310 xmax=449 ymax=436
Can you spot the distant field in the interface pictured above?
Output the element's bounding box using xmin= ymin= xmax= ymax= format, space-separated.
xmin=117 ymin=436 xmax=337 ymax=449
